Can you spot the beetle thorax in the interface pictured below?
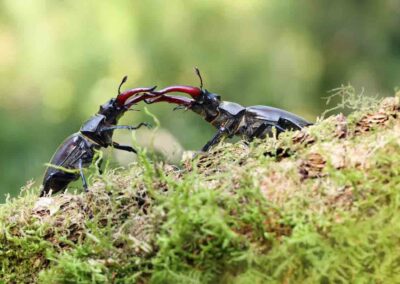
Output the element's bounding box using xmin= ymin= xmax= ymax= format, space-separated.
xmin=79 ymin=98 xmax=127 ymax=147
xmin=80 ymin=114 xmax=112 ymax=146
xmin=98 ymin=99 xmax=126 ymax=125
xmin=190 ymin=91 xmax=221 ymax=122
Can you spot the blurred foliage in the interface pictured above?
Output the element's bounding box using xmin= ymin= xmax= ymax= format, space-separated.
xmin=0 ymin=0 xmax=399 ymax=199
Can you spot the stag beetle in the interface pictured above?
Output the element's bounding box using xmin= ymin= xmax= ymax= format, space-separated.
xmin=40 ymin=77 xmax=157 ymax=196
xmin=144 ymin=68 xmax=312 ymax=151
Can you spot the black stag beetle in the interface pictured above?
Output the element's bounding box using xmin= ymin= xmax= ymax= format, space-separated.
xmin=144 ymin=68 xmax=312 ymax=151
xmin=40 ymin=77 xmax=157 ymax=196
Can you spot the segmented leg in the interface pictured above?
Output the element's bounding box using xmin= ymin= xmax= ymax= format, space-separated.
xmin=112 ymin=142 xmax=137 ymax=153
xmin=201 ymin=127 xmax=229 ymax=152
xmin=250 ymin=123 xmax=269 ymax=139
xmin=78 ymin=159 xmax=88 ymax=192
xmin=251 ymin=122 xmax=286 ymax=139
xmin=100 ymin=122 xmax=152 ymax=132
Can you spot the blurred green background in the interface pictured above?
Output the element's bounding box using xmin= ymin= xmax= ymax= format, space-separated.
xmin=1 ymin=0 xmax=399 ymax=200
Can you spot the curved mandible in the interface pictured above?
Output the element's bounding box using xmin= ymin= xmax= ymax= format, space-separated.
xmin=122 ymin=91 xmax=159 ymax=109
xmin=152 ymin=85 xmax=202 ymax=98
xmin=116 ymin=86 xmax=157 ymax=107
xmin=144 ymin=94 xmax=194 ymax=106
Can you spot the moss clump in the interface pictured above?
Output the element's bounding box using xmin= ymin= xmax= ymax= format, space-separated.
xmin=2 ymin=91 xmax=400 ymax=283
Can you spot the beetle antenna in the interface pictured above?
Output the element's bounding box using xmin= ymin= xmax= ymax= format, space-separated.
xmin=117 ymin=75 xmax=128 ymax=96
xmin=194 ymin=67 xmax=204 ymax=90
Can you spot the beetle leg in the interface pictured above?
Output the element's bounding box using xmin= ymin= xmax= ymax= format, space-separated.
xmin=251 ymin=122 xmax=287 ymax=139
xmin=269 ymin=123 xmax=285 ymax=134
xmin=201 ymin=127 xmax=229 ymax=152
xmin=250 ymin=123 xmax=269 ymax=139
xmin=112 ymin=142 xmax=137 ymax=154
xmin=78 ymin=159 xmax=88 ymax=192
xmin=100 ymin=122 xmax=152 ymax=132
xmin=274 ymin=124 xmax=286 ymax=132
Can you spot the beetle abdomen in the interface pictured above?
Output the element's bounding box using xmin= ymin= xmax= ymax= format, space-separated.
xmin=41 ymin=172 xmax=79 ymax=196
xmin=41 ymin=133 xmax=95 ymax=196
xmin=234 ymin=105 xmax=312 ymax=139
xmin=247 ymin=105 xmax=312 ymax=128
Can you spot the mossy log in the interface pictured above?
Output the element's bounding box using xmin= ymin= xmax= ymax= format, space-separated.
xmin=2 ymin=92 xmax=400 ymax=283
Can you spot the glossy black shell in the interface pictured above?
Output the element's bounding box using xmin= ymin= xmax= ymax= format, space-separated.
xmin=41 ymin=133 xmax=98 ymax=196
xmin=246 ymin=105 xmax=312 ymax=129
xmin=80 ymin=114 xmax=114 ymax=146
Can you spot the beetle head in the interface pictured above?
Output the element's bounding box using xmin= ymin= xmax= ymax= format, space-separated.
xmin=97 ymin=76 xmax=156 ymax=124
xmin=190 ymin=89 xmax=221 ymax=121
xmin=97 ymin=98 xmax=123 ymax=124
xmin=190 ymin=67 xmax=221 ymax=120
xmin=146 ymin=68 xmax=221 ymax=121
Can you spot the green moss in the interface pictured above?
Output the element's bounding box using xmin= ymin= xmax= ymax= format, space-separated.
xmin=2 ymin=92 xmax=400 ymax=283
